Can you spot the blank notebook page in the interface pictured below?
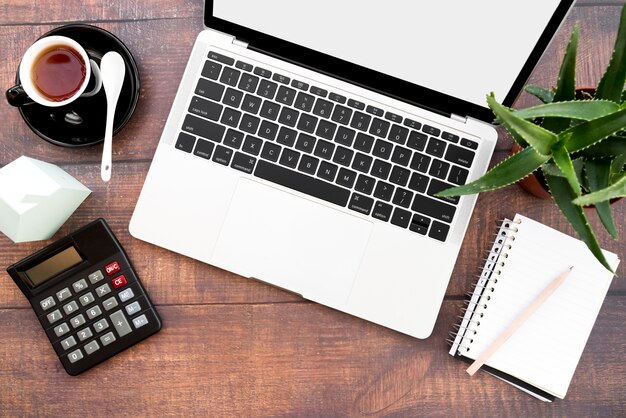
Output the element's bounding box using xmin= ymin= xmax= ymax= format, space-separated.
xmin=463 ymin=214 xmax=619 ymax=399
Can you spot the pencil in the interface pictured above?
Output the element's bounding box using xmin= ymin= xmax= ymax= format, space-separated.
xmin=466 ymin=266 xmax=574 ymax=376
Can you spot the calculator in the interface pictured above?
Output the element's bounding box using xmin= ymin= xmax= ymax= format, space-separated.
xmin=7 ymin=219 xmax=162 ymax=375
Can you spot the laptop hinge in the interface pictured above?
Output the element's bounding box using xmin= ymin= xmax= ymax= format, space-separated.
xmin=232 ymin=38 xmax=249 ymax=49
xmin=451 ymin=113 xmax=467 ymax=124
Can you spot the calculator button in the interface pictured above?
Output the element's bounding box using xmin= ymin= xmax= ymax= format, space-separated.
xmin=118 ymin=288 xmax=135 ymax=303
xmin=61 ymin=336 xmax=77 ymax=350
xmin=47 ymin=309 xmax=63 ymax=324
xmin=88 ymin=270 xmax=105 ymax=284
xmin=86 ymin=306 xmax=102 ymax=320
xmin=77 ymin=327 xmax=93 ymax=341
xmin=132 ymin=314 xmax=149 ymax=329
xmin=125 ymin=301 xmax=141 ymax=316
xmin=79 ymin=292 xmax=95 ymax=307
xmin=110 ymin=310 xmax=132 ymax=337
xmin=68 ymin=349 xmax=84 ymax=363
xmin=94 ymin=318 xmax=109 ymax=333
xmin=56 ymin=287 xmax=72 ymax=302
xmin=112 ymin=274 xmax=127 ymax=289
xmin=70 ymin=314 xmax=86 ymax=329
xmin=103 ymin=297 xmax=119 ymax=311
xmin=63 ymin=301 xmax=79 ymax=315
xmin=100 ymin=332 xmax=117 ymax=346
xmin=40 ymin=296 xmax=56 ymax=311
xmin=72 ymin=279 xmax=88 ymax=293
xmin=104 ymin=261 xmax=121 ymax=276
xmin=95 ymin=283 xmax=112 ymax=298
xmin=84 ymin=340 xmax=100 ymax=355
xmin=54 ymin=323 xmax=70 ymax=337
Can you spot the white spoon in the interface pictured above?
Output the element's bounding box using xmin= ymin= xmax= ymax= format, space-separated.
xmin=100 ymin=51 xmax=126 ymax=182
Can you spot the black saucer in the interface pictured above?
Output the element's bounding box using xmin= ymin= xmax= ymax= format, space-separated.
xmin=15 ymin=24 xmax=140 ymax=147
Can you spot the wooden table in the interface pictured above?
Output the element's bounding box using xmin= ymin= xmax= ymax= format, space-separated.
xmin=1 ymin=1 xmax=625 ymax=416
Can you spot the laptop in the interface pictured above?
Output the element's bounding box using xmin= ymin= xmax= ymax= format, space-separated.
xmin=130 ymin=0 xmax=574 ymax=338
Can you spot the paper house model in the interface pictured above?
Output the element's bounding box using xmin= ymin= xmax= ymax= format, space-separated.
xmin=0 ymin=156 xmax=91 ymax=242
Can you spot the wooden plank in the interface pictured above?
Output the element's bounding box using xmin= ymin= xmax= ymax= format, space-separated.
xmin=0 ymin=299 xmax=623 ymax=416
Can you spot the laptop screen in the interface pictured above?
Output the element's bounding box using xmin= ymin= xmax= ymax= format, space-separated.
xmin=209 ymin=0 xmax=571 ymax=119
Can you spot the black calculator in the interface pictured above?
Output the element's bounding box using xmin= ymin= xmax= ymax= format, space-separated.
xmin=7 ymin=219 xmax=162 ymax=375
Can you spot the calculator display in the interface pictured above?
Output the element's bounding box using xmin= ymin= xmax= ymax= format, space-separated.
xmin=25 ymin=246 xmax=83 ymax=286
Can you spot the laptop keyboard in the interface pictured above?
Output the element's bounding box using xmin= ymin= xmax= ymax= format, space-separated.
xmin=174 ymin=50 xmax=479 ymax=243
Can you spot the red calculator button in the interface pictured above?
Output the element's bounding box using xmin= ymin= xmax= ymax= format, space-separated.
xmin=105 ymin=261 xmax=121 ymax=276
xmin=112 ymin=275 xmax=127 ymax=289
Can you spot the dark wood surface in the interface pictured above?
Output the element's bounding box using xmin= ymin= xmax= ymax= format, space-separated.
xmin=1 ymin=2 xmax=625 ymax=416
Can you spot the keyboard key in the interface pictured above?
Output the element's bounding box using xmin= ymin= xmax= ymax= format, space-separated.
xmin=276 ymin=126 xmax=298 ymax=146
xmin=232 ymin=152 xmax=257 ymax=173
xmin=278 ymin=107 xmax=299 ymax=127
xmin=422 ymin=124 xmax=441 ymax=137
xmin=353 ymin=133 xmax=374 ymax=153
xmin=208 ymin=51 xmax=234 ymax=65
xmin=412 ymin=194 xmax=456 ymax=223
xmin=317 ymin=161 xmax=339 ymax=182
xmin=407 ymin=131 xmax=428 ymax=151
xmin=313 ymin=98 xmax=333 ymax=118
xmin=295 ymin=92 xmax=315 ymax=112
xmin=347 ymin=99 xmax=365 ymax=110
xmin=254 ymin=67 xmax=272 ymax=78
xmin=426 ymin=138 xmax=446 ymax=157
xmin=261 ymin=141 xmax=282 ymax=162
xmin=240 ymin=114 xmax=260 ymax=134
xmin=331 ymin=105 xmax=353 ymax=125
xmin=201 ymin=60 xmax=222 ymax=80
xmin=295 ymin=133 xmax=316 ymax=153
xmin=403 ymin=118 xmax=421 ymax=130
xmin=238 ymin=73 xmax=260 ymax=93
xmin=195 ymin=78 xmax=224 ymax=101
xmin=392 ymin=188 xmax=414 ymax=208
xmin=255 ymin=161 xmax=350 ymax=206
xmin=313 ymin=139 xmax=335 ymax=160
xmin=332 ymin=146 xmax=354 ymax=167
xmin=316 ymin=120 xmax=337 ymax=140
xmin=372 ymin=201 xmax=393 ymax=222
xmin=372 ymin=139 xmax=393 ymax=160
xmin=329 ymin=93 xmax=346 ymax=103
xmin=193 ymin=138 xmax=215 ymax=160
xmin=291 ymin=79 xmax=309 ymax=90
xmin=335 ymin=126 xmax=355 ymax=146
xmin=224 ymin=128 xmax=244 ymax=149
xmin=352 ymin=153 xmax=373 ymax=173
xmin=219 ymin=67 xmax=241 ymax=86
xmin=242 ymin=94 xmax=262 ymax=114
xmin=279 ymin=148 xmax=301 ymax=169
xmin=221 ymin=107 xmax=242 ymax=127
xmin=391 ymin=146 xmax=412 ymax=166
xmin=445 ymin=144 xmax=475 ymax=168
xmin=257 ymin=80 xmax=278 ymax=99
xmin=366 ymin=105 xmax=384 ymax=117
xmin=369 ymin=118 xmax=390 ymax=138
xmin=388 ymin=125 xmax=409 ymax=145
xmin=429 ymin=221 xmax=450 ymax=241
xmin=391 ymin=207 xmax=411 ymax=228
xmin=258 ymin=120 xmax=279 ymax=141
xmin=442 ymin=131 xmax=460 ymax=143
xmin=355 ymin=174 xmax=375 ymax=195
xmin=448 ymin=165 xmax=469 ymax=185
xmin=298 ymin=155 xmax=320 ymax=175
xmin=259 ymin=101 xmax=281 ymax=121
xmin=373 ymin=181 xmax=394 ymax=201
xmin=461 ymin=138 xmax=479 ymax=150
xmin=348 ymin=193 xmax=374 ymax=215
xmin=273 ymin=73 xmax=290 ymax=84
xmin=385 ymin=112 xmax=402 ymax=123
xmin=175 ymin=132 xmax=195 ymax=153
xmin=235 ymin=60 xmax=253 ymax=71
xmin=350 ymin=112 xmax=371 ymax=131
xmin=212 ymin=145 xmax=234 ymax=165
xmin=336 ymin=168 xmax=357 ymax=188
xmin=182 ymin=115 xmax=225 ymax=142
xmin=427 ymin=179 xmax=460 ymax=204
xmin=297 ymin=113 xmax=318 ymax=133
xmin=310 ymin=86 xmax=328 ymax=97
xmin=189 ymin=96 xmax=222 ymax=121
xmin=242 ymin=136 xmax=263 ymax=156
xmin=222 ymin=88 xmax=244 ymax=108
xmin=409 ymin=214 xmax=431 ymax=235
xmin=389 ymin=166 xmax=410 ymax=186
xmin=410 ymin=152 xmax=431 ymax=172
xmin=408 ymin=172 xmax=429 ymax=193
xmin=276 ymin=85 xmax=296 ymax=106
xmin=429 ymin=160 xmax=450 ymax=179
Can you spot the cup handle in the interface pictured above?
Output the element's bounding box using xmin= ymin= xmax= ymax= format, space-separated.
xmin=81 ymin=59 xmax=103 ymax=98
xmin=6 ymin=84 xmax=33 ymax=107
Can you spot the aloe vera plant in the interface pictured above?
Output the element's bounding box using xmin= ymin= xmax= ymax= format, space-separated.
xmin=437 ymin=5 xmax=626 ymax=272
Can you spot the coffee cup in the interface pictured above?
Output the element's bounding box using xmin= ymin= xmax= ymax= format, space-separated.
xmin=6 ymin=35 xmax=102 ymax=107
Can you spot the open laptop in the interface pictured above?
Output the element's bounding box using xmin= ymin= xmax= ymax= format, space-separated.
xmin=130 ymin=0 xmax=574 ymax=338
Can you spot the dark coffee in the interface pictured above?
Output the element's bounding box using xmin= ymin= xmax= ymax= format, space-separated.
xmin=31 ymin=45 xmax=86 ymax=102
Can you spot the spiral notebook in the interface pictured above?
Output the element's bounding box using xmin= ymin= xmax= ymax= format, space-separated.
xmin=449 ymin=214 xmax=620 ymax=401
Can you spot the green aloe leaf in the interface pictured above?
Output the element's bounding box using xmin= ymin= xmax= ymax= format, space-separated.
xmin=488 ymin=93 xmax=558 ymax=156
xmin=436 ymin=146 xmax=550 ymax=197
xmin=525 ymin=85 xmax=555 ymax=104
xmin=562 ymin=107 xmax=626 ymax=152
xmin=596 ymin=5 xmax=626 ymax=102
xmin=513 ymin=100 xmax=619 ymax=121
xmin=552 ymin=143 xmax=582 ymax=195
xmin=545 ymin=174 xmax=615 ymax=273
xmin=585 ymin=159 xmax=618 ymax=239
xmin=573 ymin=175 xmax=626 ymax=206
xmin=579 ymin=136 xmax=626 ymax=158
xmin=610 ymin=153 xmax=626 ymax=180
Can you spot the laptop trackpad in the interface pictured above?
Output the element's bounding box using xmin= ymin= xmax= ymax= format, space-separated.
xmin=211 ymin=178 xmax=373 ymax=306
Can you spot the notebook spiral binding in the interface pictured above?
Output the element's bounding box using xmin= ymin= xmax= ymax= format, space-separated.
xmin=447 ymin=217 xmax=522 ymax=356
